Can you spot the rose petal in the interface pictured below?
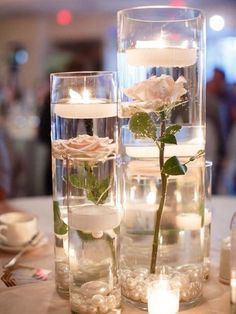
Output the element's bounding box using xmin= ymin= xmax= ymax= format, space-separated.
xmin=123 ymin=74 xmax=186 ymax=106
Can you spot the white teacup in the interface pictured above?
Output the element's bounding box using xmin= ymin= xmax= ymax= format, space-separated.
xmin=0 ymin=212 xmax=38 ymax=246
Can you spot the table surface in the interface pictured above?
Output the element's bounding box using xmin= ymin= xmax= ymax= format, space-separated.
xmin=0 ymin=195 xmax=235 ymax=314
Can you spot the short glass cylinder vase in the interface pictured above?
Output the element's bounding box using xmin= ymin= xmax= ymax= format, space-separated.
xmin=50 ymin=71 xmax=118 ymax=299
xmin=117 ymin=6 xmax=206 ymax=311
xmin=67 ymin=156 xmax=121 ymax=314
xmin=120 ymin=160 xmax=208 ymax=310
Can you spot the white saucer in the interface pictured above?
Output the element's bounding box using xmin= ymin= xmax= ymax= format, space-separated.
xmin=0 ymin=231 xmax=48 ymax=253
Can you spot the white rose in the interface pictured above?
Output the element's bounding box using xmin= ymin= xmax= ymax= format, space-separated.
xmin=121 ymin=75 xmax=187 ymax=117
xmin=52 ymin=134 xmax=116 ymax=161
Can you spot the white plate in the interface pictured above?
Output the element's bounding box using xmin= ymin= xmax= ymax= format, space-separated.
xmin=0 ymin=231 xmax=48 ymax=253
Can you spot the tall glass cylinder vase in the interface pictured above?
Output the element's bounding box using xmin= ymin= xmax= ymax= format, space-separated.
xmin=117 ymin=6 xmax=206 ymax=310
xmin=50 ymin=71 xmax=119 ymax=301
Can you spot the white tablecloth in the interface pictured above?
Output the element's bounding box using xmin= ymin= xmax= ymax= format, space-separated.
xmin=0 ymin=196 xmax=235 ymax=314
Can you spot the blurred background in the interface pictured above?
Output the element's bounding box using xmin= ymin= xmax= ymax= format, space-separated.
xmin=0 ymin=0 xmax=236 ymax=199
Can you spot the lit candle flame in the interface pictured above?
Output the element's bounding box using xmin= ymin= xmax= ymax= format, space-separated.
xmin=69 ymin=89 xmax=82 ymax=101
xmin=69 ymin=88 xmax=91 ymax=103
xmin=82 ymin=88 xmax=91 ymax=102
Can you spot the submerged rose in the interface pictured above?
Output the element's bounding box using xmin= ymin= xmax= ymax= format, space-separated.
xmin=52 ymin=134 xmax=116 ymax=161
xmin=121 ymin=75 xmax=187 ymax=117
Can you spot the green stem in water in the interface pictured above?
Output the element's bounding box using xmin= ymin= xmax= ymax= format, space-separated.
xmin=150 ymin=115 xmax=168 ymax=274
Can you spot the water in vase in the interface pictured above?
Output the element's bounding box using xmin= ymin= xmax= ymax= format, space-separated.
xmin=52 ymin=115 xmax=117 ymax=299
xmin=120 ymin=160 xmax=206 ymax=310
xmin=67 ymin=157 xmax=121 ymax=314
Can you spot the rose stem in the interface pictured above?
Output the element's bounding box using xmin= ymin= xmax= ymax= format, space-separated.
xmin=150 ymin=113 xmax=168 ymax=274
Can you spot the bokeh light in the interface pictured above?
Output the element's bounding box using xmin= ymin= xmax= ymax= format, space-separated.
xmin=170 ymin=0 xmax=186 ymax=6
xmin=56 ymin=9 xmax=72 ymax=26
xmin=15 ymin=49 xmax=28 ymax=64
xmin=209 ymin=15 xmax=225 ymax=31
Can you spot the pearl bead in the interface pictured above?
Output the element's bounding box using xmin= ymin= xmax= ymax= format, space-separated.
xmin=87 ymin=305 xmax=98 ymax=314
xmin=77 ymin=304 xmax=88 ymax=313
xmin=92 ymin=231 xmax=103 ymax=239
xmin=110 ymin=288 xmax=121 ymax=299
xmin=124 ymin=290 xmax=130 ymax=298
xmin=106 ymin=295 xmax=116 ymax=309
xmin=181 ymin=290 xmax=192 ymax=302
xmin=91 ymin=295 xmax=105 ymax=307
xmin=126 ymin=277 xmax=136 ymax=289
xmin=132 ymin=267 xmax=149 ymax=278
xmin=135 ymin=274 xmax=146 ymax=282
xmin=115 ymin=297 xmax=121 ymax=308
xmin=136 ymin=285 xmax=144 ymax=294
xmin=71 ymin=294 xmax=83 ymax=306
xmin=130 ymin=291 xmax=140 ymax=301
xmin=140 ymin=293 xmax=147 ymax=303
xmin=99 ymin=304 xmax=109 ymax=313
xmin=189 ymin=270 xmax=201 ymax=282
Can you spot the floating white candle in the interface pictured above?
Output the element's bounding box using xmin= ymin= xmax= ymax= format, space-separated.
xmin=53 ymin=88 xmax=117 ymax=118
xmin=148 ymin=276 xmax=179 ymax=314
xmin=126 ymin=47 xmax=197 ymax=67
xmin=54 ymin=102 xmax=117 ymax=119
xmin=69 ymin=205 xmax=120 ymax=232
xmin=176 ymin=213 xmax=202 ymax=230
xmin=125 ymin=143 xmax=204 ymax=158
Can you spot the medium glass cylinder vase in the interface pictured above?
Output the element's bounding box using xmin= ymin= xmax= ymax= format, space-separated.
xmin=117 ymin=6 xmax=206 ymax=310
xmin=50 ymin=71 xmax=119 ymax=301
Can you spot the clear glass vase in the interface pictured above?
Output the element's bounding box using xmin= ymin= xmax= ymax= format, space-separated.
xmin=67 ymin=156 xmax=121 ymax=314
xmin=203 ymin=161 xmax=212 ymax=281
xmin=117 ymin=6 xmax=206 ymax=310
xmin=50 ymin=71 xmax=119 ymax=303
xmin=120 ymin=160 xmax=208 ymax=310
xmin=117 ymin=6 xmax=205 ymax=159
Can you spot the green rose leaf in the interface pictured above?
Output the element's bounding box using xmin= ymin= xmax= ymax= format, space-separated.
xmin=69 ymin=174 xmax=86 ymax=189
xmin=165 ymin=124 xmax=181 ymax=135
xmin=69 ymin=169 xmax=110 ymax=205
xmin=53 ymin=201 xmax=68 ymax=235
xmin=162 ymin=156 xmax=187 ymax=175
xmin=87 ymin=177 xmax=110 ymax=204
xmin=158 ymin=124 xmax=181 ymax=144
xmin=189 ymin=149 xmax=205 ymax=162
xmin=159 ymin=134 xmax=177 ymax=144
xmin=129 ymin=112 xmax=157 ymax=140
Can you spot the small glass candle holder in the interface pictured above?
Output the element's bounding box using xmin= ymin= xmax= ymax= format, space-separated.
xmin=148 ymin=275 xmax=180 ymax=314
